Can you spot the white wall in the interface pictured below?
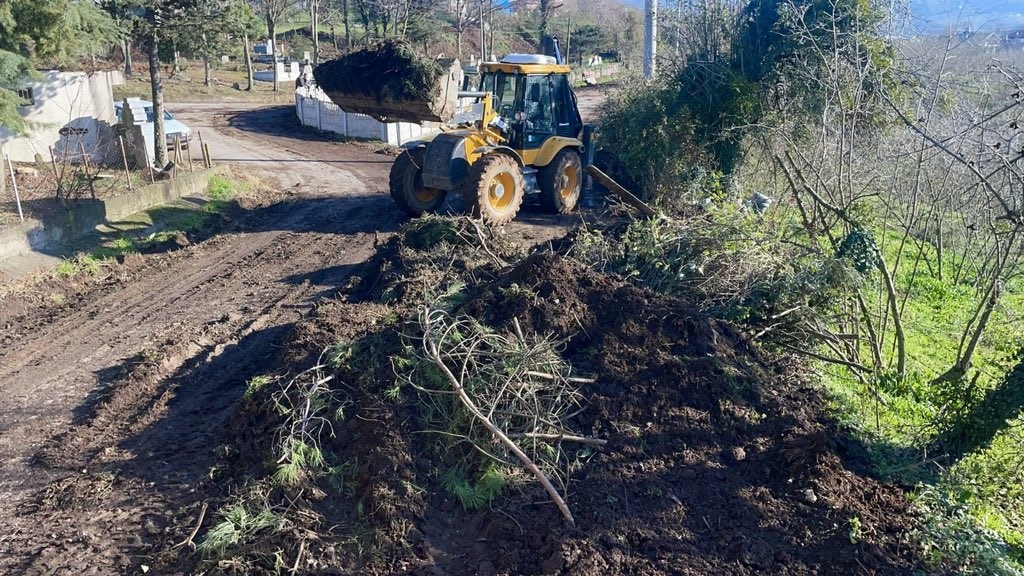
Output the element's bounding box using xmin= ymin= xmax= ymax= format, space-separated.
xmin=0 ymin=70 xmax=124 ymax=163
xmin=254 ymin=62 xmax=300 ymax=83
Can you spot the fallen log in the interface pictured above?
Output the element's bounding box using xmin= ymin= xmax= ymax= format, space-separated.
xmin=584 ymin=165 xmax=657 ymax=217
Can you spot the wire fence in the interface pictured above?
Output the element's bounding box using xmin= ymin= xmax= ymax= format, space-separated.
xmin=2 ymin=128 xmax=209 ymax=227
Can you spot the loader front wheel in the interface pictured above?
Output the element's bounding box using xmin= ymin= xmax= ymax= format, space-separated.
xmin=467 ymin=153 xmax=524 ymax=225
xmin=389 ymin=147 xmax=447 ymax=216
xmin=539 ymin=149 xmax=582 ymax=214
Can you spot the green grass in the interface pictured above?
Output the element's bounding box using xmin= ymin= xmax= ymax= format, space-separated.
xmin=817 ymin=226 xmax=1024 ymax=574
xmin=48 ymin=176 xmax=248 ymax=279
xmin=196 ymin=500 xmax=285 ymax=561
xmin=207 ymin=174 xmax=238 ymax=202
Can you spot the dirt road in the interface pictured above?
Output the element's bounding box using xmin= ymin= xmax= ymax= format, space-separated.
xmin=0 ymin=103 xmax=580 ymax=573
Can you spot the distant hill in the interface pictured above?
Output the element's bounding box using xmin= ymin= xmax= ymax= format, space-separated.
xmin=911 ymin=0 xmax=1024 ymax=32
xmin=617 ymin=0 xmax=1024 ymax=33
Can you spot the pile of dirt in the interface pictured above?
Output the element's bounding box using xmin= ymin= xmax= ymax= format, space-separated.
xmin=186 ymin=220 xmax=926 ymax=575
xmin=314 ymin=41 xmax=462 ymax=123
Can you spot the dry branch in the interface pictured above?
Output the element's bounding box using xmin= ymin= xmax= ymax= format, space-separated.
xmin=418 ymin=308 xmax=581 ymax=526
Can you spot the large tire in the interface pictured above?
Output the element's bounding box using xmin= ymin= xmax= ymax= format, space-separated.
xmin=389 ymin=147 xmax=447 ymax=216
xmin=539 ymin=149 xmax=582 ymax=214
xmin=465 ymin=153 xmax=524 ymax=225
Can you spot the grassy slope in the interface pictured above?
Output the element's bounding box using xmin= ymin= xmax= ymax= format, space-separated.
xmin=821 ymin=227 xmax=1024 ymax=572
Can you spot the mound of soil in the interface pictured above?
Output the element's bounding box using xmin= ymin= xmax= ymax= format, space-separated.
xmin=220 ymin=243 xmax=925 ymax=574
xmin=314 ymin=41 xmax=461 ymax=123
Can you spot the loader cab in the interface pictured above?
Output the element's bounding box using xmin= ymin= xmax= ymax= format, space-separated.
xmin=477 ymin=55 xmax=583 ymax=151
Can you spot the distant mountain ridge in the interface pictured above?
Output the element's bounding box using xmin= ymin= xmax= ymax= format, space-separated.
xmin=912 ymin=0 xmax=1024 ymax=31
xmin=617 ymin=0 xmax=1024 ymax=32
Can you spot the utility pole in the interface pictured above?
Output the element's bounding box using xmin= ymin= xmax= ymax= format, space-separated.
xmin=643 ymin=0 xmax=657 ymax=78
xmin=566 ymin=16 xmax=571 ymax=65
xmin=310 ymin=0 xmax=317 ymax=65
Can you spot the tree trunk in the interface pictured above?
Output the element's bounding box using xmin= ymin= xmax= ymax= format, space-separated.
xmin=202 ymin=32 xmax=211 ymax=87
xmin=310 ymin=0 xmax=320 ymax=65
xmin=877 ymin=254 xmax=907 ymax=377
xmin=957 ymin=277 xmax=1002 ymax=377
xmin=268 ymin=17 xmax=279 ymax=92
xmin=343 ymin=0 xmax=351 ymax=50
xmin=148 ymin=33 xmax=167 ymax=169
xmin=243 ymin=34 xmax=253 ymax=91
xmin=456 ymin=22 xmax=463 ymax=59
xmin=123 ymin=38 xmax=133 ymax=78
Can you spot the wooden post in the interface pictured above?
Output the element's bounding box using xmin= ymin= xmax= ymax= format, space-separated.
xmin=118 ymin=135 xmax=133 ymax=191
xmin=186 ymin=135 xmax=194 ymax=172
xmin=78 ymin=141 xmax=96 ymax=199
xmin=203 ymin=143 xmax=212 ymax=168
xmin=197 ymin=131 xmax=208 ymax=168
xmin=5 ymin=153 xmax=25 ymax=222
xmin=583 ymin=165 xmax=657 ymax=217
xmin=49 ymin=146 xmax=62 ymax=200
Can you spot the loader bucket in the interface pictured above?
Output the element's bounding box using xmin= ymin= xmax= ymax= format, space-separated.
xmin=314 ymin=41 xmax=462 ymax=124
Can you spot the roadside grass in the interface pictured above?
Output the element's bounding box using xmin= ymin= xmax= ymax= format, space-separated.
xmin=49 ymin=174 xmax=249 ymax=280
xmin=819 ymin=227 xmax=1024 ymax=573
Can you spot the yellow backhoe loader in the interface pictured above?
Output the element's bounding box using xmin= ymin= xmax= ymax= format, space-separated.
xmin=388 ymin=50 xmax=595 ymax=225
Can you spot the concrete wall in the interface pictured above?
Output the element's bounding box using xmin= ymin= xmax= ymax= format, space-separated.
xmin=0 ymin=71 xmax=125 ymax=163
xmin=0 ymin=169 xmax=218 ymax=263
xmin=254 ymin=62 xmax=300 ymax=83
xmin=294 ymin=89 xmax=435 ymax=146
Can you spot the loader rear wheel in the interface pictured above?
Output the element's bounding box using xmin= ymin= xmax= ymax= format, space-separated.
xmin=539 ymin=149 xmax=582 ymax=214
xmin=466 ymin=153 xmax=524 ymax=225
xmin=389 ymin=147 xmax=447 ymax=216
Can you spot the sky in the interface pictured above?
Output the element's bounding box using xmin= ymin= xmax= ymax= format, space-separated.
xmin=909 ymin=0 xmax=1024 ymax=30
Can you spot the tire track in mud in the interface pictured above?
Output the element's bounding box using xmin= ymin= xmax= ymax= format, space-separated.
xmin=0 ymin=206 xmax=387 ymax=575
xmin=0 ymin=106 xmax=400 ymax=574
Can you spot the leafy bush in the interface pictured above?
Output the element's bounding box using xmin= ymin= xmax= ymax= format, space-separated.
xmin=598 ymin=67 xmax=754 ymax=200
xmin=909 ymin=486 xmax=1023 ymax=576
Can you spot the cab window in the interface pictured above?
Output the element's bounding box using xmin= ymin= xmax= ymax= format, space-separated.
xmin=479 ymin=71 xmax=521 ymax=122
xmin=551 ymin=74 xmax=581 ymax=137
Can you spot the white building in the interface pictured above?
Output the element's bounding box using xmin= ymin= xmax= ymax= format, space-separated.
xmin=1 ymin=70 xmax=124 ymax=163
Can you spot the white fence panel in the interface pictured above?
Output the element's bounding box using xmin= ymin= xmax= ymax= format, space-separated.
xmin=294 ymin=90 xmax=432 ymax=146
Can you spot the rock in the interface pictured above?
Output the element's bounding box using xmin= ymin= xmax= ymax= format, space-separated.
xmin=730 ymin=447 xmax=747 ymax=462
xmin=803 ymin=488 xmax=818 ymax=503
xmin=14 ymin=166 xmax=39 ymax=177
